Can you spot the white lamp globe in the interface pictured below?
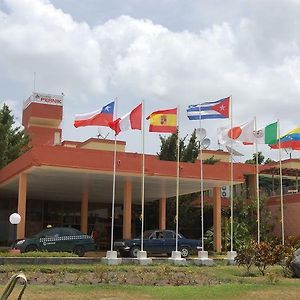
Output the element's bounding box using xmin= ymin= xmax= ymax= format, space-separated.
xmin=9 ymin=213 xmax=21 ymax=225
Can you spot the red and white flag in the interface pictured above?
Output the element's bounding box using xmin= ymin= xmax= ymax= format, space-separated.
xmin=74 ymin=101 xmax=114 ymax=128
xmin=109 ymin=103 xmax=142 ymax=135
xmin=217 ymin=120 xmax=255 ymax=145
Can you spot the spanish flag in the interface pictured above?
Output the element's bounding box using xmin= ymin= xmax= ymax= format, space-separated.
xmin=146 ymin=108 xmax=177 ymax=133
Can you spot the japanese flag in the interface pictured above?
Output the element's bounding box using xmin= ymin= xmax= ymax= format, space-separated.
xmin=218 ymin=120 xmax=255 ymax=145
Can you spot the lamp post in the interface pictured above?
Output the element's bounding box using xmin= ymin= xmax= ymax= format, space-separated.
xmin=9 ymin=213 xmax=21 ymax=249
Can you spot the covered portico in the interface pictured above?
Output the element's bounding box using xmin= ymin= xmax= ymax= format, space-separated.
xmin=0 ymin=144 xmax=244 ymax=251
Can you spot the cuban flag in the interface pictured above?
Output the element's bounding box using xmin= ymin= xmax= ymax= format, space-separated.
xmin=187 ymin=97 xmax=230 ymax=120
xmin=74 ymin=101 xmax=114 ymax=128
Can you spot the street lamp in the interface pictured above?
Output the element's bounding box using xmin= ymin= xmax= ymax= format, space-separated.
xmin=9 ymin=213 xmax=21 ymax=225
xmin=9 ymin=213 xmax=21 ymax=249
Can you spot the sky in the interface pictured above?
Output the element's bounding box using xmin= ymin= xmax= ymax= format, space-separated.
xmin=0 ymin=0 xmax=300 ymax=161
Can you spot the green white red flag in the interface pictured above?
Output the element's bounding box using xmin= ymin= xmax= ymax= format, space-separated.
xmin=254 ymin=121 xmax=278 ymax=144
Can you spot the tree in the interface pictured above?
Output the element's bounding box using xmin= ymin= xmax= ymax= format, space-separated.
xmin=222 ymin=194 xmax=275 ymax=250
xmin=181 ymin=130 xmax=200 ymax=163
xmin=203 ymin=156 xmax=220 ymax=165
xmin=0 ymin=104 xmax=30 ymax=168
xmin=157 ymin=129 xmax=200 ymax=163
xmin=245 ymin=152 xmax=265 ymax=165
xmin=157 ymin=130 xmax=202 ymax=238
xmin=264 ymin=157 xmax=275 ymax=164
xmin=157 ymin=133 xmax=177 ymax=161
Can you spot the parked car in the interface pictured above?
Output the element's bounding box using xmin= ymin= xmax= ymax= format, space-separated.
xmin=114 ymin=229 xmax=202 ymax=258
xmin=14 ymin=227 xmax=96 ymax=256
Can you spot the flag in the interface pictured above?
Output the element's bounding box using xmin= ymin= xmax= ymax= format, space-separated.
xmin=254 ymin=122 xmax=278 ymax=144
xmin=187 ymin=97 xmax=230 ymax=120
xmin=146 ymin=108 xmax=177 ymax=133
xmin=270 ymin=126 xmax=300 ymax=150
xmin=109 ymin=103 xmax=142 ymax=135
xmin=74 ymin=101 xmax=114 ymax=128
xmin=218 ymin=120 xmax=255 ymax=145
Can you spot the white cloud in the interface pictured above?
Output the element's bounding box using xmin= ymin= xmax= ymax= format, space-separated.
xmin=0 ymin=0 xmax=104 ymax=95
xmin=0 ymin=0 xmax=300 ymax=159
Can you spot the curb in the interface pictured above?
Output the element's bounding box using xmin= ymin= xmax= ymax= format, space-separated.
xmin=0 ymin=257 xmax=227 ymax=265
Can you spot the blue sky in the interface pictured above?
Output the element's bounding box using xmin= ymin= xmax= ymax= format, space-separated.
xmin=0 ymin=0 xmax=299 ymax=161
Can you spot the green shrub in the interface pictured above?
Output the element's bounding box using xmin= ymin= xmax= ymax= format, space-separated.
xmin=253 ymin=241 xmax=277 ymax=276
xmin=235 ymin=237 xmax=300 ymax=277
xmin=236 ymin=240 xmax=279 ymax=276
xmin=0 ymin=251 xmax=77 ymax=257
xmin=275 ymin=236 xmax=300 ymax=277
xmin=21 ymin=251 xmax=78 ymax=257
xmin=235 ymin=240 xmax=256 ymax=274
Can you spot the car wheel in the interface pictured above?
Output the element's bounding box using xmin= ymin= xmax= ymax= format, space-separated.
xmin=180 ymin=246 xmax=190 ymax=258
xmin=25 ymin=245 xmax=38 ymax=252
xmin=73 ymin=246 xmax=85 ymax=257
xmin=129 ymin=246 xmax=140 ymax=258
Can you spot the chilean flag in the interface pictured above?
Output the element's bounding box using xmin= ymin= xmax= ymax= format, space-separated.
xmin=74 ymin=101 xmax=114 ymax=128
xmin=109 ymin=103 xmax=142 ymax=135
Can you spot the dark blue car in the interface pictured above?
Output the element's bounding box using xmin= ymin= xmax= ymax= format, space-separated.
xmin=14 ymin=227 xmax=96 ymax=257
xmin=114 ymin=229 xmax=202 ymax=258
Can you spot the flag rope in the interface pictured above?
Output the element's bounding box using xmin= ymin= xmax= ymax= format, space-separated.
xmin=175 ymin=105 xmax=180 ymax=253
xmin=255 ymin=117 xmax=261 ymax=244
xmin=141 ymin=100 xmax=145 ymax=252
xmin=109 ymin=98 xmax=118 ymax=252
xmin=198 ymin=106 xmax=205 ymax=252
xmin=278 ymin=120 xmax=285 ymax=245
xmin=229 ymin=95 xmax=234 ymax=252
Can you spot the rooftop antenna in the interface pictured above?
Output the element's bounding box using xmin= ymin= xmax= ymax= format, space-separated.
xmin=226 ymin=145 xmax=244 ymax=157
xmin=201 ymin=138 xmax=211 ymax=149
xmin=195 ymin=128 xmax=211 ymax=150
xmin=231 ymin=155 xmax=238 ymax=163
xmin=284 ymin=147 xmax=293 ymax=159
xmin=196 ymin=128 xmax=206 ymax=141
xmin=97 ymin=129 xmax=109 ymax=139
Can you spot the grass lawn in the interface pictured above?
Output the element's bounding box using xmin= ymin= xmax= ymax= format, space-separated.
xmin=1 ymin=263 xmax=300 ymax=299
xmin=7 ymin=282 xmax=300 ymax=300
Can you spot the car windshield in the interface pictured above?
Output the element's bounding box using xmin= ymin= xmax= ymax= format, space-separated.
xmin=61 ymin=228 xmax=82 ymax=236
xmin=138 ymin=230 xmax=153 ymax=239
xmin=33 ymin=228 xmax=60 ymax=238
xmin=164 ymin=231 xmax=185 ymax=239
xmin=136 ymin=230 xmax=185 ymax=239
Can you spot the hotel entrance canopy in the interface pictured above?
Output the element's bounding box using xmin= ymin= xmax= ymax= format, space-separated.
xmin=0 ymin=144 xmax=248 ymax=204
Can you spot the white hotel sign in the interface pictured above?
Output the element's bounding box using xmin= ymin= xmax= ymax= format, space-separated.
xmin=24 ymin=92 xmax=63 ymax=109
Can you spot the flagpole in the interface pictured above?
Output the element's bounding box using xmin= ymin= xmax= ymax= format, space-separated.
xmin=141 ymin=100 xmax=145 ymax=252
xmin=198 ymin=105 xmax=205 ymax=252
xmin=254 ymin=117 xmax=260 ymax=244
xmin=230 ymin=95 xmax=234 ymax=253
xmin=175 ymin=105 xmax=180 ymax=253
xmin=110 ymin=98 xmax=118 ymax=252
xmin=278 ymin=120 xmax=285 ymax=245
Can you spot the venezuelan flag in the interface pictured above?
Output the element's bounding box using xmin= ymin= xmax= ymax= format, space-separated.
xmin=270 ymin=126 xmax=300 ymax=150
xmin=146 ymin=108 xmax=177 ymax=133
